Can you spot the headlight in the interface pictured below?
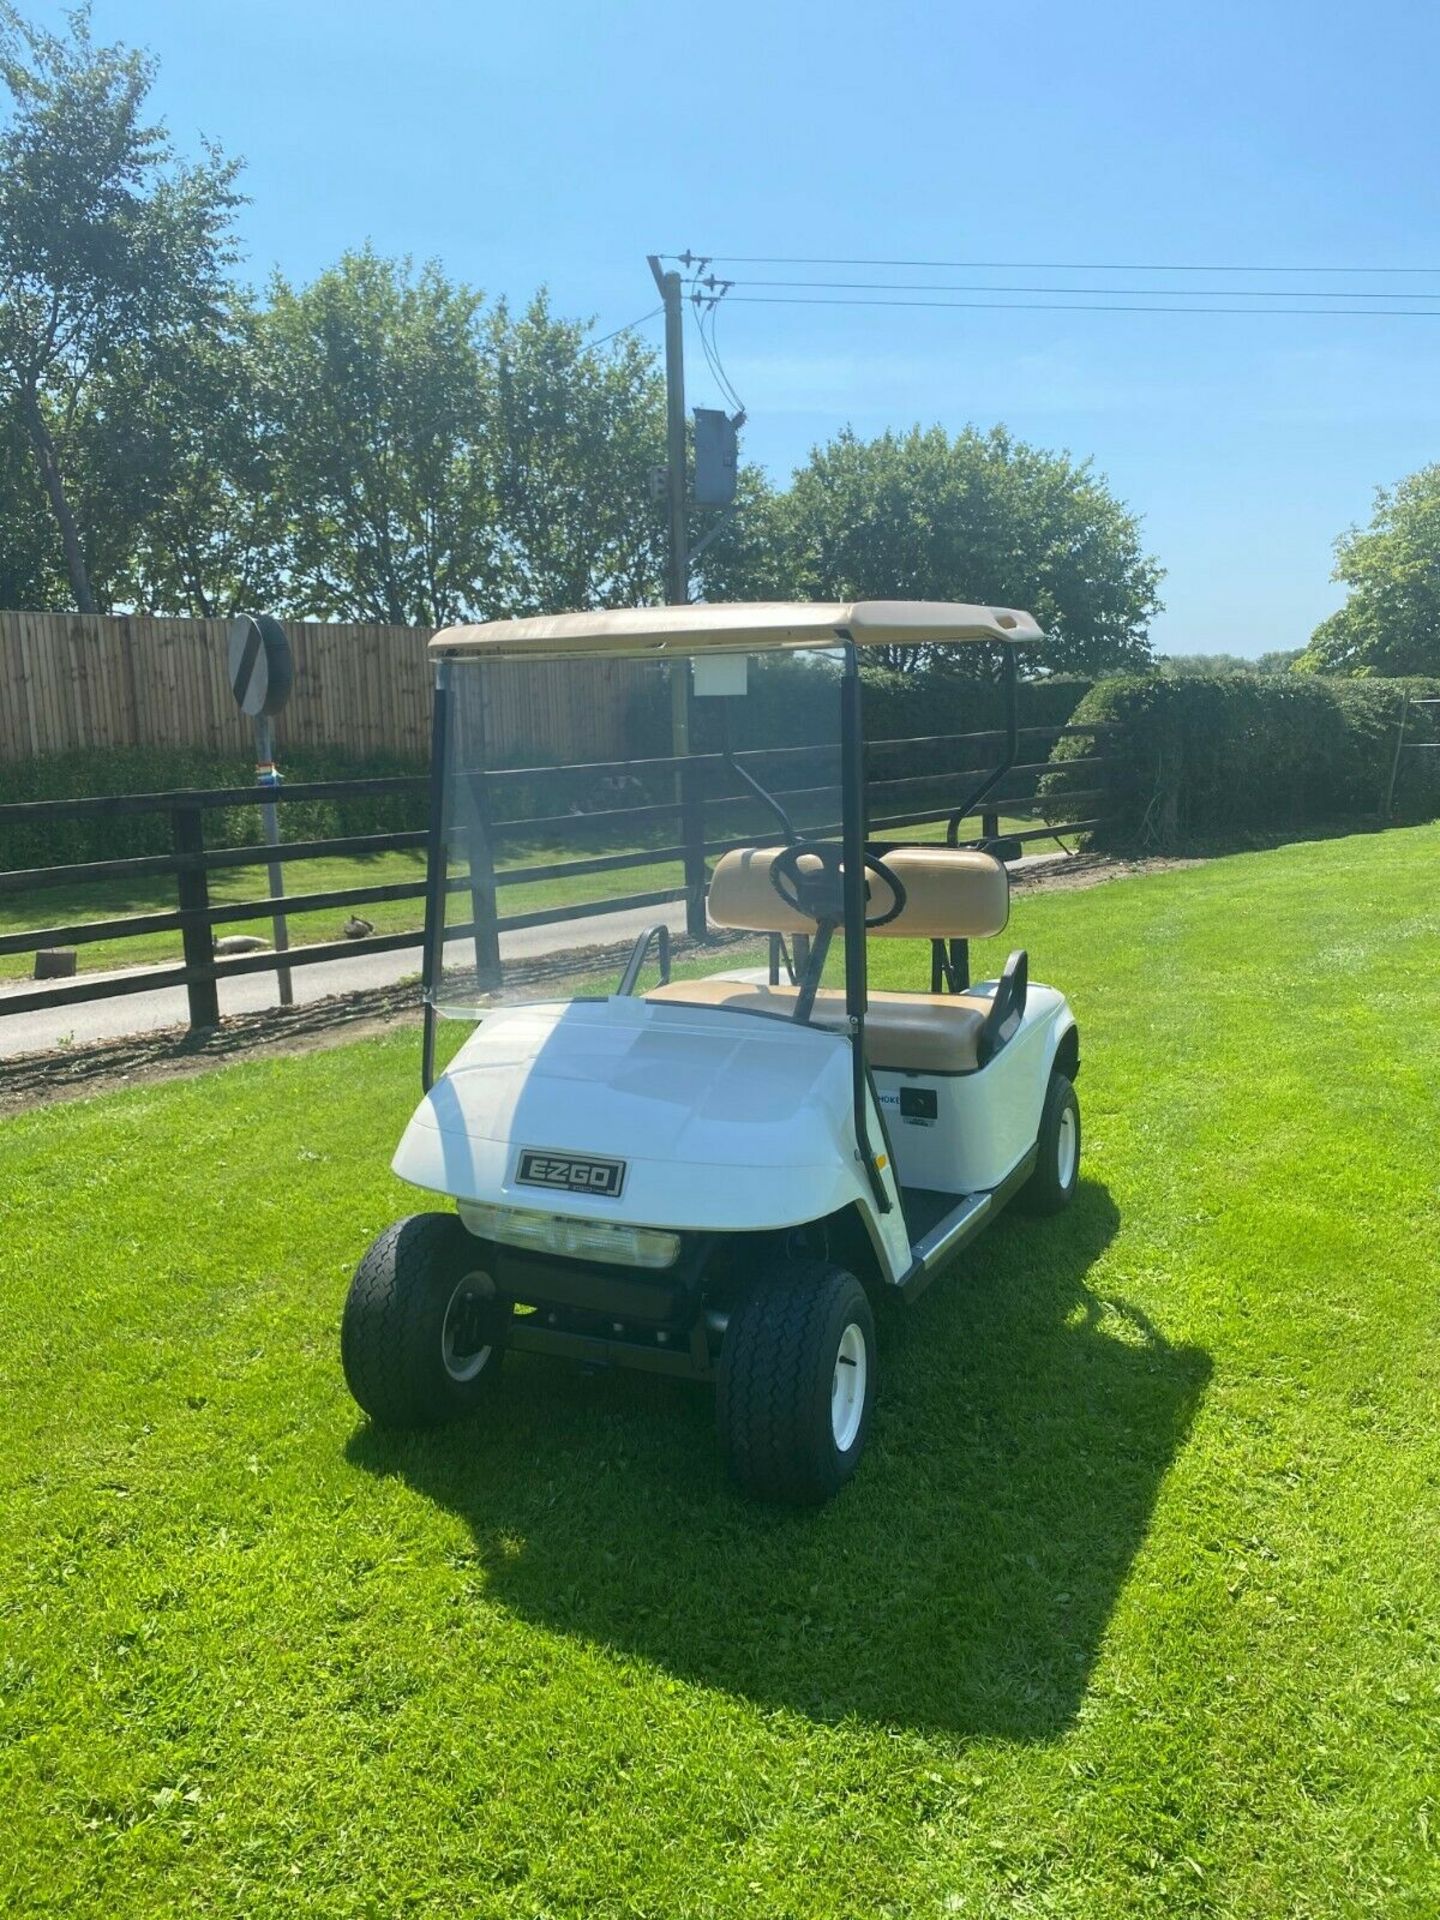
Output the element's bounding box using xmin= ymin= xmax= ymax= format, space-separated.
xmin=458 ymin=1201 xmax=680 ymax=1271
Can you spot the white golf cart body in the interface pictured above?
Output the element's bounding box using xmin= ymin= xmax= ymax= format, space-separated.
xmin=394 ymin=933 xmax=1074 ymax=1292
xmin=394 ymin=598 xmax=1077 ymax=1299
xmin=342 ymin=600 xmax=1083 ymax=1502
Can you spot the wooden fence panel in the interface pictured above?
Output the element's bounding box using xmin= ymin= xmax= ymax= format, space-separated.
xmin=0 ymin=611 xmax=645 ymax=766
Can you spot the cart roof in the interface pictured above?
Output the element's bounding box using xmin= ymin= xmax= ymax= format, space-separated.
xmin=429 ymin=600 xmax=1045 ymax=661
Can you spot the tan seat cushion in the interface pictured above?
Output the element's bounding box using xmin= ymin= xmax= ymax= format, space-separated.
xmin=645 ymin=979 xmax=992 ymax=1073
xmin=707 ymin=844 xmax=1008 ymax=940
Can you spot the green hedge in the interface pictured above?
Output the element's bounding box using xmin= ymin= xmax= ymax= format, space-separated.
xmin=862 ymin=665 xmax=1093 ymax=743
xmin=0 ymin=744 xmax=428 ymax=872
xmin=2 ymin=665 xmax=1097 ymax=874
xmin=1041 ymin=672 xmax=1440 ymax=851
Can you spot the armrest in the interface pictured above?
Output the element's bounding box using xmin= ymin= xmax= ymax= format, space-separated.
xmin=977 ymin=949 xmax=1028 ymax=1067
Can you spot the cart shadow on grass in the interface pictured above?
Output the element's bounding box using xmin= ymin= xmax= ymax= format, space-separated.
xmin=346 ymin=1179 xmax=1210 ymax=1742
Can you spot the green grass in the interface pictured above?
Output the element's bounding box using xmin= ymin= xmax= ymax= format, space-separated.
xmin=0 ymin=846 xmax=690 ymax=982
xmin=3 ymin=824 xmax=1437 ymax=1917
xmin=2 ymin=813 xmax=1064 ymax=980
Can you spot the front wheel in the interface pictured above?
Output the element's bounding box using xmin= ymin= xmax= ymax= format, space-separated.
xmin=717 ymin=1261 xmax=876 ymax=1504
xmin=1017 ymin=1070 xmax=1081 ymax=1216
xmin=341 ymin=1213 xmax=511 ymax=1428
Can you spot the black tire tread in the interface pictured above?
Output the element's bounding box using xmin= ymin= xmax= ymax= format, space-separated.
xmin=341 ymin=1213 xmax=503 ymax=1428
xmin=717 ymin=1260 xmax=871 ymax=1504
xmin=1017 ymin=1071 xmax=1080 ymax=1216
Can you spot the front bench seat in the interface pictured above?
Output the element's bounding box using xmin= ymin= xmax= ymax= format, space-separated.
xmin=644 ymin=844 xmax=1016 ymax=1075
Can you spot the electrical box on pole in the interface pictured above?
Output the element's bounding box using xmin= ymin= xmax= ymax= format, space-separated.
xmin=693 ymin=407 xmax=738 ymax=507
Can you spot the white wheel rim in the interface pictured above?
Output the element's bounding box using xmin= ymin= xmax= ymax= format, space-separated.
xmin=1056 ymin=1106 xmax=1078 ymax=1188
xmin=442 ymin=1270 xmax=495 ymax=1383
xmin=831 ymin=1321 xmax=868 ymax=1453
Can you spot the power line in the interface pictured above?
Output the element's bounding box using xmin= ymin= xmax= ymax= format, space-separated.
xmin=667 ymin=251 xmax=1440 ymax=276
xmin=730 ymin=275 xmax=1440 ymax=302
xmin=725 ymin=293 xmax=1440 ymax=318
xmin=586 ymin=304 xmax=663 ymax=348
xmin=696 ymin=298 xmax=746 ymax=418
xmin=684 ymin=270 xmax=747 ymax=418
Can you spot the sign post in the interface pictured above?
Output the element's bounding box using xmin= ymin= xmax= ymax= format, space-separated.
xmin=228 ymin=614 xmax=295 ymax=1007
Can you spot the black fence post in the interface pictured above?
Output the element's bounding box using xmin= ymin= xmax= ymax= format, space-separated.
xmin=171 ymin=799 xmax=219 ymax=1031
xmin=680 ymin=759 xmax=708 ymax=941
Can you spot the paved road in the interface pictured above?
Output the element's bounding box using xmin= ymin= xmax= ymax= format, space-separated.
xmin=0 ymin=851 xmax=1071 ymax=1061
xmin=0 ymin=899 xmax=693 ymax=1060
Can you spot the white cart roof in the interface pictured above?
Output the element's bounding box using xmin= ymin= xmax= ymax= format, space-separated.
xmin=429 ymin=600 xmax=1045 ymax=661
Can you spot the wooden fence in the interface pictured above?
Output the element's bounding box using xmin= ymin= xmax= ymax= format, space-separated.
xmin=0 ymin=611 xmax=645 ymax=765
xmin=0 ymin=724 xmax=1119 ymax=1037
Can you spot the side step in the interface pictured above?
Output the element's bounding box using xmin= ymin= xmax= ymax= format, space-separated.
xmin=898 ymin=1144 xmax=1039 ymax=1303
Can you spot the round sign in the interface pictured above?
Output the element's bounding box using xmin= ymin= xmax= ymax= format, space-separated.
xmin=228 ymin=613 xmax=293 ymax=718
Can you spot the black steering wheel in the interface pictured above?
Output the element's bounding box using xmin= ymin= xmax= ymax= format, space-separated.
xmin=767 ymin=842 xmax=908 ymax=930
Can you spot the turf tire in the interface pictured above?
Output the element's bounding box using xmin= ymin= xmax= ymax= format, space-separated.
xmin=717 ymin=1260 xmax=875 ymax=1505
xmin=1017 ymin=1070 xmax=1081 ymax=1216
xmin=341 ymin=1213 xmax=509 ymax=1428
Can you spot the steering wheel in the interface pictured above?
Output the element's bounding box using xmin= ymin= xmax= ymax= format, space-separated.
xmin=767 ymin=842 xmax=908 ymax=930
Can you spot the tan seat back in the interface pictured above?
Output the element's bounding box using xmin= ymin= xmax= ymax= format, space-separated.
xmin=707 ymin=846 xmax=817 ymax=933
xmin=706 ymin=844 xmax=1008 ymax=939
xmin=872 ymin=847 xmax=1009 ymax=939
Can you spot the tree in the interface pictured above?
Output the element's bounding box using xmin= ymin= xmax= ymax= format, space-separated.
xmin=1303 ymin=466 xmax=1440 ymax=675
xmin=1160 ymin=648 xmax=1302 ymax=675
xmin=484 ymin=294 xmax=667 ymax=615
xmin=0 ymin=4 xmax=242 ymax=612
xmin=1255 ymin=647 xmax=1304 ymax=674
xmin=99 ymin=306 xmax=285 ymax=616
xmin=257 ymin=249 xmax=493 ymax=626
xmin=0 ymin=391 xmax=62 ymax=605
xmin=715 ymin=425 xmax=1163 ymax=676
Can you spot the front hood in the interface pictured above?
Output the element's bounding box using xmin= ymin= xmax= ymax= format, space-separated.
xmin=392 ymin=996 xmax=862 ymax=1232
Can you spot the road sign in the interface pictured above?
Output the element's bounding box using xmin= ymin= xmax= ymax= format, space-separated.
xmin=228 ymin=613 xmax=293 ymax=718
xmin=226 ymin=613 xmax=295 ymax=1006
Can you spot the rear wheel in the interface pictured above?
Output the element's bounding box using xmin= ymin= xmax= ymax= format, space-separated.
xmin=341 ymin=1213 xmax=511 ymax=1428
xmin=1018 ymin=1070 xmax=1081 ymax=1216
xmin=717 ymin=1260 xmax=876 ymax=1504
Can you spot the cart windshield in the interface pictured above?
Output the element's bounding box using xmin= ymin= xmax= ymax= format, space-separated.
xmin=428 ymin=644 xmax=851 ymax=1018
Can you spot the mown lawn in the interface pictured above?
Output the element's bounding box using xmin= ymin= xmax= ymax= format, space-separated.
xmin=0 ymin=846 xmax=685 ymax=983
xmin=1 ymin=824 xmax=1437 ymax=1917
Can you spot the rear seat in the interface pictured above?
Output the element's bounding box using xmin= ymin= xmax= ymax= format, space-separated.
xmin=643 ymin=843 xmax=1015 ymax=1074
xmin=645 ymin=978 xmax=994 ymax=1072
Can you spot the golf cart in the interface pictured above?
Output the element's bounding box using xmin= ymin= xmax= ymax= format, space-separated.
xmin=341 ymin=601 xmax=1080 ymax=1502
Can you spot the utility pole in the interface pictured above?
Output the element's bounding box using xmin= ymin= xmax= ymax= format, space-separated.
xmin=649 ymin=255 xmax=688 ymax=605
xmin=648 ymin=255 xmax=708 ymax=936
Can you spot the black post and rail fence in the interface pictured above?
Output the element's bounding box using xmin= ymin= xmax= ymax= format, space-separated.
xmin=0 ymin=722 xmax=1119 ymax=1039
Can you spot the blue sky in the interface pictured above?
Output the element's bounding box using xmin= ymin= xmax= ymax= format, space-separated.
xmin=77 ymin=0 xmax=1440 ymax=654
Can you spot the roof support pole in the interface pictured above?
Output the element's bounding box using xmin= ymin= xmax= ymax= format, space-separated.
xmin=841 ymin=641 xmax=891 ymax=1214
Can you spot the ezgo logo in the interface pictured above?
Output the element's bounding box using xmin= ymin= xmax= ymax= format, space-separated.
xmin=516 ymin=1149 xmax=627 ymax=1198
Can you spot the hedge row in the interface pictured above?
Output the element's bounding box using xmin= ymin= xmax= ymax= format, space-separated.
xmin=1041 ymin=672 xmax=1440 ymax=851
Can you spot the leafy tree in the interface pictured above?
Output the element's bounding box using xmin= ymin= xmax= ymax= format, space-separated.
xmin=1160 ymin=648 xmax=1302 ymax=676
xmin=0 ymin=4 xmax=242 ymax=612
xmin=1304 ymin=467 xmax=1440 ymax=675
xmin=257 ymin=249 xmax=492 ymax=626
xmin=716 ymin=425 xmax=1163 ymax=676
xmin=98 ymin=307 xmax=284 ymax=616
xmin=0 ymin=392 xmax=61 ymax=605
xmin=692 ymin=465 xmax=790 ymax=603
xmin=485 ymin=294 xmax=667 ymax=615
